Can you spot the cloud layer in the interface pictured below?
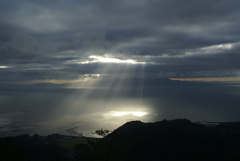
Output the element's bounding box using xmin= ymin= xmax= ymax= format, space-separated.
xmin=0 ymin=0 xmax=240 ymax=84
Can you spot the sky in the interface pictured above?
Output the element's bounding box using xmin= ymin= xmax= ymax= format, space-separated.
xmin=0 ymin=0 xmax=240 ymax=135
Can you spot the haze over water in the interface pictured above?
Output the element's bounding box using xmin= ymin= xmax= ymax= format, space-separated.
xmin=1 ymin=65 xmax=240 ymax=136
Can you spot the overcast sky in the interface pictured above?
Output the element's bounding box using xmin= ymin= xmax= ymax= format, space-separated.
xmin=1 ymin=0 xmax=240 ymax=135
xmin=1 ymin=0 xmax=240 ymax=80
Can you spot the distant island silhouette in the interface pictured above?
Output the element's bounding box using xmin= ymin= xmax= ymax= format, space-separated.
xmin=1 ymin=119 xmax=240 ymax=161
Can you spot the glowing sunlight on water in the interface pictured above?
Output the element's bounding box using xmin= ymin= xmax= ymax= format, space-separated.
xmin=112 ymin=111 xmax=147 ymax=117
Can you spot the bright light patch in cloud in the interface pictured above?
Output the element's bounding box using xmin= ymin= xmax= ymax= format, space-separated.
xmin=0 ymin=66 xmax=9 ymax=69
xmin=77 ymin=55 xmax=146 ymax=64
xmin=183 ymin=42 xmax=238 ymax=57
xmin=200 ymin=43 xmax=233 ymax=53
xmin=83 ymin=74 xmax=101 ymax=80
xmin=89 ymin=55 xmax=137 ymax=64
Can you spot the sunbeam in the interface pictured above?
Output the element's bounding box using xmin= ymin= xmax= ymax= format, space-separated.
xmin=138 ymin=64 xmax=145 ymax=102
xmin=39 ymin=61 xmax=155 ymax=135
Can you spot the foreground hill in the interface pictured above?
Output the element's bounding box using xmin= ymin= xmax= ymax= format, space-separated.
xmin=1 ymin=119 xmax=240 ymax=161
xmin=0 ymin=134 xmax=78 ymax=161
xmin=79 ymin=119 xmax=240 ymax=161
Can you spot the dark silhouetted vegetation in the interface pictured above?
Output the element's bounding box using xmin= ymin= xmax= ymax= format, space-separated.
xmin=1 ymin=119 xmax=240 ymax=161
xmin=95 ymin=129 xmax=111 ymax=136
xmin=76 ymin=119 xmax=240 ymax=161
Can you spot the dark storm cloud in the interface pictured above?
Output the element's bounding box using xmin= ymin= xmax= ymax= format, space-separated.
xmin=0 ymin=0 xmax=240 ymax=82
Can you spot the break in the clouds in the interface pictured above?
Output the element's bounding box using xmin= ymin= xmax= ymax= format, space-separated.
xmin=0 ymin=0 xmax=240 ymax=83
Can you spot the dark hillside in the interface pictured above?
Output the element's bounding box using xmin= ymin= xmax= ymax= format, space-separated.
xmin=1 ymin=119 xmax=240 ymax=161
xmin=0 ymin=134 xmax=83 ymax=161
xmin=84 ymin=119 xmax=240 ymax=161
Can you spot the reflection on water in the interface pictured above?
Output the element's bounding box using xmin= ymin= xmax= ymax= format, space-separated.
xmin=0 ymin=98 xmax=156 ymax=136
xmin=110 ymin=111 xmax=147 ymax=117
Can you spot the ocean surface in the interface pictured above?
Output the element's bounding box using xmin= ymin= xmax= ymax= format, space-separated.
xmin=1 ymin=80 xmax=240 ymax=136
xmin=0 ymin=89 xmax=156 ymax=136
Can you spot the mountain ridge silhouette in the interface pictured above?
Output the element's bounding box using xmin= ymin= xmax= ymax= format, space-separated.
xmin=91 ymin=119 xmax=240 ymax=161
